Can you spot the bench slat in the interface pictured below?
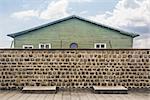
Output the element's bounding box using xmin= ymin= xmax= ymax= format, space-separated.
xmin=22 ymin=86 xmax=57 ymax=94
xmin=93 ymin=86 xmax=128 ymax=94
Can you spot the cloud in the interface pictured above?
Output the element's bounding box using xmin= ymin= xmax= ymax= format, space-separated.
xmin=40 ymin=0 xmax=69 ymax=19
xmin=12 ymin=10 xmax=39 ymax=20
xmin=79 ymin=11 xmax=88 ymax=15
xmin=11 ymin=0 xmax=93 ymax=20
xmin=0 ymin=34 xmax=12 ymax=48
xmin=90 ymin=0 xmax=150 ymax=33
xmin=11 ymin=0 xmax=69 ymax=20
xmin=134 ymin=34 xmax=150 ymax=48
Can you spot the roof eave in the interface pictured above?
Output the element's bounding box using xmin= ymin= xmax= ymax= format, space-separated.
xmin=131 ymin=34 xmax=140 ymax=38
xmin=7 ymin=34 xmax=15 ymax=38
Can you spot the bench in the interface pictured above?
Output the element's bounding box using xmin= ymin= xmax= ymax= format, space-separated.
xmin=22 ymin=86 xmax=57 ymax=94
xmin=93 ymin=86 xmax=128 ymax=94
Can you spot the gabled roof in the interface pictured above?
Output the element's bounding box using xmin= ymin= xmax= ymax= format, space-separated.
xmin=7 ymin=15 xmax=139 ymax=38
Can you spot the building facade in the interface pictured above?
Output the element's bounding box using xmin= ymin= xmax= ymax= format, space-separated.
xmin=7 ymin=15 xmax=139 ymax=49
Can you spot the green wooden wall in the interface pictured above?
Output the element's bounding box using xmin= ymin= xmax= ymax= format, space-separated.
xmin=14 ymin=18 xmax=133 ymax=49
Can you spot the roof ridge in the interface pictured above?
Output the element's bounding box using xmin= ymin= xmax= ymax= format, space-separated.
xmin=7 ymin=15 xmax=139 ymax=38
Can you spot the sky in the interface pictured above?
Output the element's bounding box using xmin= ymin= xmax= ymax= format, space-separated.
xmin=0 ymin=0 xmax=150 ymax=48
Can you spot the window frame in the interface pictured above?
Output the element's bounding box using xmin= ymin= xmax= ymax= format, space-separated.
xmin=39 ymin=43 xmax=51 ymax=49
xmin=22 ymin=45 xmax=33 ymax=49
xmin=94 ymin=43 xmax=106 ymax=49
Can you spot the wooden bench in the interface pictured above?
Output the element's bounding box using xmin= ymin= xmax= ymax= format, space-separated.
xmin=93 ymin=86 xmax=128 ymax=94
xmin=22 ymin=86 xmax=57 ymax=94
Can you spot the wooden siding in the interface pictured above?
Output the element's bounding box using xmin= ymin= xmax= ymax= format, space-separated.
xmin=14 ymin=18 xmax=133 ymax=49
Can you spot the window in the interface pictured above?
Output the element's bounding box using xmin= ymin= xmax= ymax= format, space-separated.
xmin=45 ymin=44 xmax=50 ymax=49
xmin=23 ymin=45 xmax=33 ymax=49
xmin=94 ymin=43 xmax=106 ymax=49
xmin=39 ymin=43 xmax=51 ymax=49
xmin=70 ymin=43 xmax=78 ymax=49
xmin=40 ymin=44 xmax=45 ymax=49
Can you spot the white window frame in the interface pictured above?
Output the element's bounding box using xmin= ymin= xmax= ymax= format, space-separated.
xmin=39 ymin=43 xmax=51 ymax=49
xmin=94 ymin=43 xmax=106 ymax=49
xmin=23 ymin=45 xmax=33 ymax=49
xmin=39 ymin=43 xmax=45 ymax=49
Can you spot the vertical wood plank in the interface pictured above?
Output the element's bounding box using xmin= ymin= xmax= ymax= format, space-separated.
xmin=62 ymin=90 xmax=71 ymax=100
xmin=70 ymin=89 xmax=80 ymax=100
xmin=26 ymin=94 xmax=39 ymax=100
xmin=35 ymin=94 xmax=47 ymax=100
xmin=53 ymin=91 xmax=62 ymax=100
xmin=78 ymin=89 xmax=89 ymax=100
xmin=94 ymin=94 xmax=105 ymax=100
xmin=17 ymin=93 xmax=31 ymax=100
xmin=1 ymin=91 xmax=18 ymax=100
xmin=7 ymin=92 xmax=23 ymax=100
xmin=45 ymin=93 xmax=55 ymax=100
xmin=0 ymin=91 xmax=10 ymax=97
xmin=86 ymin=92 xmax=97 ymax=100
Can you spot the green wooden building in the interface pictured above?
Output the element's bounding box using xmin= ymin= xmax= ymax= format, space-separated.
xmin=7 ymin=15 xmax=139 ymax=49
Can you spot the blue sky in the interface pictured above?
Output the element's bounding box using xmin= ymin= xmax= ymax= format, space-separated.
xmin=0 ymin=0 xmax=150 ymax=48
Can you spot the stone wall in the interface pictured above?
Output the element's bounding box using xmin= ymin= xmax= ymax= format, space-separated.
xmin=0 ymin=49 xmax=150 ymax=90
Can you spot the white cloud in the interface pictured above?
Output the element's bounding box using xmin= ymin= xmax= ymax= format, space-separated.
xmin=90 ymin=0 xmax=150 ymax=30
xmin=0 ymin=34 xmax=12 ymax=48
xmin=40 ymin=0 xmax=69 ymax=19
xmin=134 ymin=34 xmax=150 ymax=48
xmin=79 ymin=11 xmax=88 ymax=15
xmin=11 ymin=0 xmax=93 ymax=20
xmin=12 ymin=10 xmax=39 ymax=20
xmin=11 ymin=0 xmax=69 ymax=20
